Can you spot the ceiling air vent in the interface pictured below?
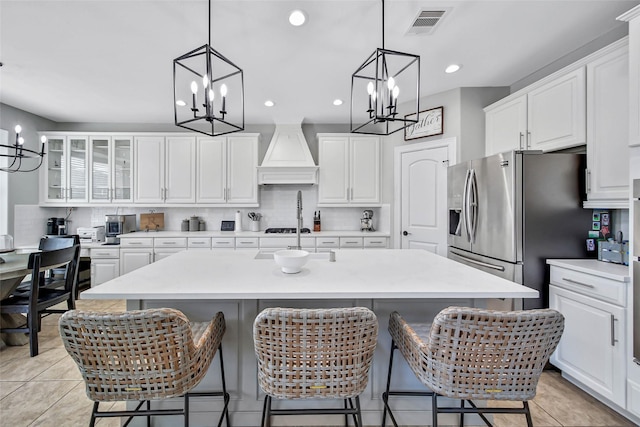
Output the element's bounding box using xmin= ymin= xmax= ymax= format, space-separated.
xmin=407 ymin=10 xmax=448 ymax=35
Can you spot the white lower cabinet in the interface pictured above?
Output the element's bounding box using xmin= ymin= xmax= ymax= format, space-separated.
xmin=548 ymin=262 xmax=628 ymax=409
xmin=120 ymin=238 xmax=154 ymax=275
xmin=90 ymin=247 xmax=120 ymax=286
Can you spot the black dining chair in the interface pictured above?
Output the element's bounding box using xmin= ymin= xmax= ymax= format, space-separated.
xmin=0 ymin=245 xmax=81 ymax=356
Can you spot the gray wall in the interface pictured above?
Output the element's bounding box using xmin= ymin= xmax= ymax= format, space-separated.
xmin=0 ymin=104 xmax=57 ymax=235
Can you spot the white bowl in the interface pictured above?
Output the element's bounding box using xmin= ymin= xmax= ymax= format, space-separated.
xmin=273 ymin=249 xmax=309 ymax=274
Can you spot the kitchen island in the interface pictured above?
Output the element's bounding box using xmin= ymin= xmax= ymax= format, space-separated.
xmin=82 ymin=249 xmax=538 ymax=426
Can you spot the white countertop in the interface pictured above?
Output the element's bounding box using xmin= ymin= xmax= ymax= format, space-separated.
xmin=117 ymin=230 xmax=390 ymax=238
xmin=546 ymin=259 xmax=630 ymax=282
xmin=82 ymin=249 xmax=538 ymax=300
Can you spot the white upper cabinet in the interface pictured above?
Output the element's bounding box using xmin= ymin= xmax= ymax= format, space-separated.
xmin=585 ymin=41 xmax=630 ymax=208
xmin=318 ymin=134 xmax=381 ymax=206
xmin=527 ymin=68 xmax=586 ymax=151
xmin=134 ymin=136 xmax=196 ymax=204
xmin=89 ymin=136 xmax=133 ymax=203
xmin=196 ymin=134 xmax=258 ymax=205
xmin=485 ymin=68 xmax=586 ymax=156
xmin=41 ymin=134 xmax=89 ymax=204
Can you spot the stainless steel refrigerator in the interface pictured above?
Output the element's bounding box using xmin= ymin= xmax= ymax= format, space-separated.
xmin=447 ymin=150 xmax=592 ymax=309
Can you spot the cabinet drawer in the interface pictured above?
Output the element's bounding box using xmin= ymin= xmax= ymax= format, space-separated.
xmin=364 ymin=237 xmax=388 ymax=248
xmin=211 ymin=238 xmax=235 ymax=249
xmin=90 ymin=248 xmax=120 ymax=258
xmin=188 ymin=237 xmax=211 ymax=249
xmin=340 ymin=237 xmax=363 ymax=248
xmin=549 ymin=266 xmax=626 ymax=306
xmin=236 ymin=237 xmax=258 ymax=248
xmin=260 ymin=237 xmax=315 ymax=249
xmin=119 ymin=238 xmax=153 ymax=248
xmin=154 ymin=237 xmax=187 ymax=248
xmin=316 ymin=237 xmax=339 ymax=248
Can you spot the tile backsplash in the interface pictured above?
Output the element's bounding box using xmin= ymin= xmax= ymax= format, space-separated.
xmin=13 ymin=186 xmax=390 ymax=246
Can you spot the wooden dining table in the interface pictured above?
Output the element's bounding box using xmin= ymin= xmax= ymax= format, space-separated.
xmin=0 ymin=250 xmax=37 ymax=346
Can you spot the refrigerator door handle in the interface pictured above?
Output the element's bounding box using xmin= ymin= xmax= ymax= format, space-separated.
xmin=462 ymin=169 xmax=472 ymax=242
xmin=469 ymin=168 xmax=478 ymax=244
xmin=450 ymin=249 xmax=506 ymax=271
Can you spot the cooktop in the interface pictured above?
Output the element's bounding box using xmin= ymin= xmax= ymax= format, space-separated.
xmin=264 ymin=228 xmax=311 ymax=234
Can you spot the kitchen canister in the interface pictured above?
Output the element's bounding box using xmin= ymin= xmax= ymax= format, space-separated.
xmin=189 ymin=216 xmax=200 ymax=231
xmin=199 ymin=220 xmax=206 ymax=231
xmin=181 ymin=219 xmax=189 ymax=231
xmin=235 ymin=210 xmax=243 ymax=232
xmin=250 ymin=220 xmax=260 ymax=232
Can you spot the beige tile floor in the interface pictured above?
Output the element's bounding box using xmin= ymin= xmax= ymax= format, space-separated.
xmin=0 ymin=298 xmax=635 ymax=427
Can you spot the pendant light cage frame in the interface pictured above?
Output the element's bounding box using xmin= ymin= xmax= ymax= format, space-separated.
xmin=350 ymin=48 xmax=420 ymax=135
xmin=0 ymin=128 xmax=46 ymax=173
xmin=173 ymin=45 xmax=245 ymax=137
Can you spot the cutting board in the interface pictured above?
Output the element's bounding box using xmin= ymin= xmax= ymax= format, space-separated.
xmin=139 ymin=213 xmax=164 ymax=231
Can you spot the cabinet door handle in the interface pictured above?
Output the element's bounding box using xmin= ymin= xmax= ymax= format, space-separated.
xmin=223 ymin=188 xmax=227 ymax=201
xmin=526 ymin=131 xmax=531 ymax=149
xmin=611 ymin=314 xmax=618 ymax=346
xmin=129 ymin=242 xmax=142 ymax=245
xmin=369 ymin=240 xmax=383 ymax=244
xmin=227 ymin=188 xmax=230 ymax=200
xmin=191 ymin=242 xmax=205 ymax=245
xmin=585 ymin=170 xmax=591 ymax=194
xmin=216 ymin=242 xmax=230 ymax=245
xmin=519 ymin=132 xmax=524 ymax=149
xmin=162 ymin=242 xmax=176 ymax=245
xmin=562 ymin=277 xmax=595 ymax=288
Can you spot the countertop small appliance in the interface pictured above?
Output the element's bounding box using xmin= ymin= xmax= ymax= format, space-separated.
xmin=360 ymin=210 xmax=375 ymax=232
xmin=105 ymin=214 xmax=136 ymax=244
xmin=77 ymin=226 xmax=106 ymax=244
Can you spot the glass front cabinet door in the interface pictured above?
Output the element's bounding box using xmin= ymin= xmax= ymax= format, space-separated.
xmin=42 ymin=135 xmax=89 ymax=203
xmin=89 ymin=136 xmax=133 ymax=203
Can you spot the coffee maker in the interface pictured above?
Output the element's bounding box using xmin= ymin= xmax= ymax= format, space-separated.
xmin=360 ymin=210 xmax=375 ymax=232
xmin=46 ymin=217 xmax=68 ymax=236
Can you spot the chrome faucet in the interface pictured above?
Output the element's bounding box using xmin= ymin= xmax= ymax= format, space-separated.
xmin=295 ymin=190 xmax=303 ymax=250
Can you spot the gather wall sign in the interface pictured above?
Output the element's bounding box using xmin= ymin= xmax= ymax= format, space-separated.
xmin=404 ymin=106 xmax=444 ymax=141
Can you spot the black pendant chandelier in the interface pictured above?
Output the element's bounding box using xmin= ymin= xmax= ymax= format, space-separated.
xmin=0 ymin=125 xmax=46 ymax=173
xmin=350 ymin=0 xmax=420 ymax=135
xmin=173 ymin=0 xmax=244 ymax=137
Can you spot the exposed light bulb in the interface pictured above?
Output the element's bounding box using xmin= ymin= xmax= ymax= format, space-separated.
xmin=202 ymin=75 xmax=208 ymax=88
xmin=209 ymin=89 xmax=215 ymax=102
xmin=190 ymin=81 xmax=198 ymax=94
xmin=14 ymin=125 xmax=22 ymax=134
xmin=220 ymin=84 xmax=228 ymax=97
xmin=18 ymin=137 xmax=24 ymax=145
xmin=387 ymin=77 xmax=395 ymax=91
xmin=371 ymin=91 xmax=377 ymax=100
xmin=367 ymin=82 xmax=374 ymax=95
xmin=40 ymin=135 xmax=47 ymax=143
xmin=392 ymin=86 xmax=400 ymax=99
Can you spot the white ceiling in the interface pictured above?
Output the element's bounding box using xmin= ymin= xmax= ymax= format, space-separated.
xmin=0 ymin=0 xmax=638 ymax=126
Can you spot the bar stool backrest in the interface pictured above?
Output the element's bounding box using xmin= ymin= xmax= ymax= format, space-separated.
xmin=253 ymin=307 xmax=378 ymax=400
xmin=423 ymin=306 xmax=565 ymax=401
xmin=59 ymin=308 xmax=222 ymax=402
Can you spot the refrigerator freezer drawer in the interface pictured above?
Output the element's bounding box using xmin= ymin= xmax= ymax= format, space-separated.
xmin=447 ymin=247 xmax=522 ymax=283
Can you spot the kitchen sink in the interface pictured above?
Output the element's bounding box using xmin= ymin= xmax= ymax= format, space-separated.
xmin=254 ymin=251 xmax=332 ymax=260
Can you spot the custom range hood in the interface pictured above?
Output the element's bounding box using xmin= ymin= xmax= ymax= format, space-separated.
xmin=258 ymin=125 xmax=319 ymax=184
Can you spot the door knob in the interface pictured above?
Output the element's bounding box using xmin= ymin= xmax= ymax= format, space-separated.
xmin=402 ymin=231 xmax=411 ymax=236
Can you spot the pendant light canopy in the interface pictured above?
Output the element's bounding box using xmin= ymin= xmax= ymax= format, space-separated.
xmin=350 ymin=0 xmax=420 ymax=135
xmin=173 ymin=0 xmax=244 ymax=137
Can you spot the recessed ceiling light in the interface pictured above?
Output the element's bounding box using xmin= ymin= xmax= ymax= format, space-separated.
xmin=333 ymin=99 xmax=343 ymax=106
xmin=176 ymin=100 xmax=186 ymax=107
xmin=264 ymin=100 xmax=275 ymax=107
xmin=289 ymin=10 xmax=307 ymax=26
xmin=445 ymin=64 xmax=461 ymax=74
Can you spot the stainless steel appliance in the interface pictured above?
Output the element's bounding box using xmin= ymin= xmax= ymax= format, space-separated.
xmin=105 ymin=214 xmax=136 ymax=244
xmin=447 ymin=150 xmax=592 ymax=309
xmin=360 ymin=210 xmax=375 ymax=232
xmin=46 ymin=217 xmax=68 ymax=235
xmin=633 ymin=179 xmax=640 ymax=366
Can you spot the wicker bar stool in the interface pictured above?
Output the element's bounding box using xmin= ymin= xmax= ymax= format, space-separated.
xmin=253 ymin=307 xmax=378 ymax=427
xmin=382 ymin=307 xmax=565 ymax=427
xmin=59 ymin=308 xmax=230 ymax=427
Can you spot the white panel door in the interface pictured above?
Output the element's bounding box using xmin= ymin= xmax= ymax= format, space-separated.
xmin=196 ymin=137 xmax=226 ymax=203
xmin=400 ymin=145 xmax=448 ymax=254
xmin=318 ymin=136 xmax=349 ymax=204
xmin=527 ymin=67 xmax=586 ymax=151
xmin=485 ymin=95 xmax=527 ymax=156
xmin=227 ymin=135 xmax=258 ymax=204
xmin=134 ymin=136 xmax=164 ymax=203
xmin=350 ymin=136 xmax=380 ymax=204
xmin=165 ymin=136 xmax=196 ymax=203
